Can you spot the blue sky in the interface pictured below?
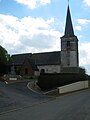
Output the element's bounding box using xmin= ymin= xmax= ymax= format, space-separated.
xmin=0 ymin=0 xmax=90 ymax=74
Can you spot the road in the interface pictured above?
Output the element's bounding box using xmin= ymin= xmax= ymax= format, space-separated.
xmin=0 ymin=81 xmax=90 ymax=120
xmin=0 ymin=81 xmax=50 ymax=113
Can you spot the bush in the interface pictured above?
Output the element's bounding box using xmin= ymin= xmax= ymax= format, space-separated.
xmin=0 ymin=64 xmax=7 ymax=76
xmin=87 ymin=75 xmax=90 ymax=80
xmin=79 ymin=67 xmax=86 ymax=74
xmin=37 ymin=73 xmax=87 ymax=90
xmin=0 ymin=45 xmax=10 ymax=76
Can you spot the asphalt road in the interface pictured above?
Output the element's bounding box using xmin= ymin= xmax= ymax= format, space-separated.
xmin=0 ymin=81 xmax=90 ymax=120
xmin=0 ymin=81 xmax=50 ymax=113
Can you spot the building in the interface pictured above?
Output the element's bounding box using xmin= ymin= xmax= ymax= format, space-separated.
xmin=10 ymin=53 xmax=38 ymax=76
xmin=10 ymin=4 xmax=79 ymax=76
xmin=11 ymin=51 xmax=60 ymax=76
xmin=60 ymin=5 xmax=79 ymax=73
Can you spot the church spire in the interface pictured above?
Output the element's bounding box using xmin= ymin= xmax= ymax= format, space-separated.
xmin=64 ymin=5 xmax=74 ymax=36
xmin=60 ymin=2 xmax=79 ymax=73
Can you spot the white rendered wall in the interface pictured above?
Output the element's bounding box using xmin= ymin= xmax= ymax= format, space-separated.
xmin=37 ymin=65 xmax=61 ymax=73
xmin=58 ymin=81 xmax=89 ymax=94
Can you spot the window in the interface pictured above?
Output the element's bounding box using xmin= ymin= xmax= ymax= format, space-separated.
xmin=25 ymin=68 xmax=28 ymax=75
xmin=67 ymin=41 xmax=70 ymax=47
xmin=40 ymin=69 xmax=45 ymax=74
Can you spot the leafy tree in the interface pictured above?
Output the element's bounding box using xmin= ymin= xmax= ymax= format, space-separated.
xmin=0 ymin=45 xmax=9 ymax=63
xmin=0 ymin=45 xmax=10 ymax=75
xmin=79 ymin=67 xmax=86 ymax=74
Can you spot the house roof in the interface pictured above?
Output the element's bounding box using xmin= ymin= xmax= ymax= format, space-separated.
xmin=12 ymin=53 xmax=32 ymax=65
xmin=11 ymin=51 xmax=61 ymax=66
xmin=32 ymin=51 xmax=61 ymax=65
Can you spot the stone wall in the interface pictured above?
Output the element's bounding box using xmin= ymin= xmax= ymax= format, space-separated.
xmin=58 ymin=81 xmax=89 ymax=94
xmin=61 ymin=67 xmax=79 ymax=73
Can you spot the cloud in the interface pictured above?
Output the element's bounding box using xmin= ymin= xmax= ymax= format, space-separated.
xmin=79 ymin=42 xmax=90 ymax=74
xmin=75 ymin=26 xmax=82 ymax=31
xmin=79 ymin=42 xmax=90 ymax=65
xmin=77 ymin=19 xmax=90 ymax=25
xmin=0 ymin=14 xmax=61 ymax=54
xmin=1 ymin=13 xmax=90 ymax=73
xmin=83 ymin=0 xmax=90 ymax=6
xmin=14 ymin=0 xmax=51 ymax=9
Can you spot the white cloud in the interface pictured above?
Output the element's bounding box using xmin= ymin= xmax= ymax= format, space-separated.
xmin=77 ymin=19 xmax=90 ymax=25
xmin=79 ymin=42 xmax=90 ymax=73
xmin=79 ymin=42 xmax=90 ymax=65
xmin=0 ymin=14 xmax=61 ymax=54
xmin=14 ymin=0 xmax=51 ymax=9
xmin=40 ymin=0 xmax=51 ymax=4
xmin=75 ymin=26 xmax=82 ymax=31
xmin=83 ymin=0 xmax=90 ymax=6
xmin=0 ymin=14 xmax=90 ymax=73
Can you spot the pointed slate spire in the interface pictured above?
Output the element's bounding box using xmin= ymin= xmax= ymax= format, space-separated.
xmin=64 ymin=5 xmax=74 ymax=36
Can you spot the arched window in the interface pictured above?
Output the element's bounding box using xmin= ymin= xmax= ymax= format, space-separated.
xmin=40 ymin=69 xmax=45 ymax=74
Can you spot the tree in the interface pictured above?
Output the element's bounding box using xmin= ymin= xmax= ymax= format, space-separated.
xmin=79 ymin=67 xmax=86 ymax=74
xmin=0 ymin=45 xmax=10 ymax=75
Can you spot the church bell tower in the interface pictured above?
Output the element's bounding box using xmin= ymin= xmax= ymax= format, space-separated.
xmin=60 ymin=4 xmax=79 ymax=73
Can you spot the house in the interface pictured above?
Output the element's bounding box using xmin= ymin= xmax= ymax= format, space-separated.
xmin=11 ymin=51 xmax=61 ymax=76
xmin=32 ymin=51 xmax=61 ymax=73
xmin=11 ymin=53 xmax=38 ymax=76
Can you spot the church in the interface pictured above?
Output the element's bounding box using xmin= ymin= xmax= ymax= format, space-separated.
xmin=10 ymin=4 xmax=79 ymax=76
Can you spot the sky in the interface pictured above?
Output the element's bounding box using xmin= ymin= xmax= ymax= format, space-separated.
xmin=0 ymin=0 xmax=90 ymax=74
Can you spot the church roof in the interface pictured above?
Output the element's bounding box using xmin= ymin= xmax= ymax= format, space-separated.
xmin=11 ymin=53 xmax=32 ymax=65
xmin=64 ymin=5 xmax=74 ymax=37
xmin=32 ymin=51 xmax=60 ymax=65
xmin=11 ymin=51 xmax=61 ymax=66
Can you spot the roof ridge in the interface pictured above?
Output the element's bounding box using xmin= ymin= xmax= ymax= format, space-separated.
xmin=12 ymin=53 xmax=32 ymax=56
xmin=33 ymin=51 xmax=60 ymax=55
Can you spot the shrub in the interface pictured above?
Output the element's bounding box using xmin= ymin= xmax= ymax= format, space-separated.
xmin=0 ymin=64 xmax=7 ymax=76
xmin=37 ymin=73 xmax=87 ymax=90
xmin=79 ymin=67 xmax=86 ymax=74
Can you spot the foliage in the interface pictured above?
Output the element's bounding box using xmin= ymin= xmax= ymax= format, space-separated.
xmin=37 ymin=73 xmax=87 ymax=90
xmin=0 ymin=45 xmax=10 ymax=75
xmin=79 ymin=67 xmax=86 ymax=74
xmin=0 ymin=45 xmax=10 ymax=64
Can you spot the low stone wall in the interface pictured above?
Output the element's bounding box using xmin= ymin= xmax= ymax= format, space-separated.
xmin=88 ymin=80 xmax=90 ymax=87
xmin=2 ymin=74 xmax=22 ymax=81
xmin=58 ymin=81 xmax=89 ymax=94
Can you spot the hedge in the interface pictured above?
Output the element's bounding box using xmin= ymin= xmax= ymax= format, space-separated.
xmin=0 ymin=64 xmax=7 ymax=76
xmin=37 ymin=73 xmax=87 ymax=90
